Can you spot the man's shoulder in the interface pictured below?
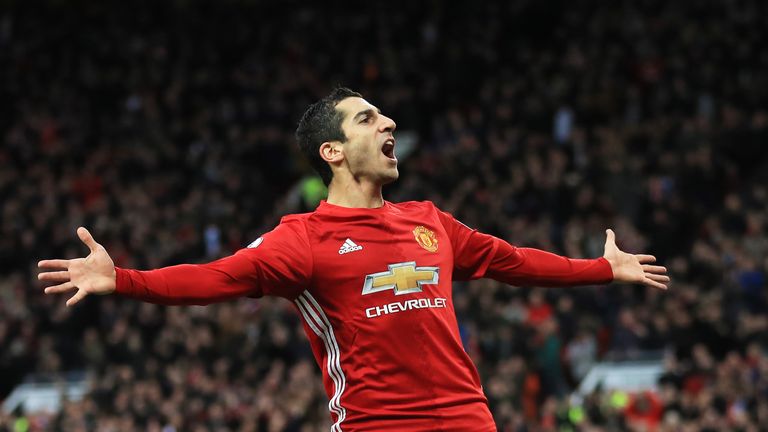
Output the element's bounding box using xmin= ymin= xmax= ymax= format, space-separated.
xmin=278 ymin=211 xmax=314 ymax=223
xmin=389 ymin=200 xmax=439 ymax=212
xmin=276 ymin=212 xmax=315 ymax=231
xmin=274 ymin=201 xmax=443 ymax=224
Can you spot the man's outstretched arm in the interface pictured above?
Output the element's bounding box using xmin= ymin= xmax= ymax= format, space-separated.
xmin=437 ymin=208 xmax=668 ymax=290
xmin=484 ymin=229 xmax=668 ymax=290
xmin=39 ymin=223 xmax=311 ymax=306
xmin=38 ymin=227 xmax=262 ymax=306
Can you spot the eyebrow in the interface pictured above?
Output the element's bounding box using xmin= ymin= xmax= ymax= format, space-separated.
xmin=352 ymin=108 xmax=382 ymax=122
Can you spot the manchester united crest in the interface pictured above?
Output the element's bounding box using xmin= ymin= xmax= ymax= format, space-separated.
xmin=413 ymin=226 xmax=438 ymax=252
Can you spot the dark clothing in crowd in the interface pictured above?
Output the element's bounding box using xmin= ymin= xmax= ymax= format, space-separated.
xmin=1 ymin=1 xmax=768 ymax=430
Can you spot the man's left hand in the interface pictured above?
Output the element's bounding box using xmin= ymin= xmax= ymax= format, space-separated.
xmin=603 ymin=229 xmax=670 ymax=290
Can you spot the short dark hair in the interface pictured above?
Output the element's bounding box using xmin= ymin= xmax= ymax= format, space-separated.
xmin=296 ymin=87 xmax=363 ymax=186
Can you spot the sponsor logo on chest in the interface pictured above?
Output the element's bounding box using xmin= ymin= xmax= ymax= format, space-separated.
xmin=361 ymin=261 xmax=445 ymax=319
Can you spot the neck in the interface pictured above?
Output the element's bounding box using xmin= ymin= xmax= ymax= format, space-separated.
xmin=326 ymin=177 xmax=384 ymax=208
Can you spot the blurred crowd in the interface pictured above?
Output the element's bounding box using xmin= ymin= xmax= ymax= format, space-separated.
xmin=2 ymin=0 xmax=768 ymax=431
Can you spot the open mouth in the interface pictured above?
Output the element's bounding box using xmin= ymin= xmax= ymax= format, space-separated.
xmin=381 ymin=138 xmax=396 ymax=160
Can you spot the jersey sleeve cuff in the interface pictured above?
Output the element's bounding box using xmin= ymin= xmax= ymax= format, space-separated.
xmin=596 ymin=257 xmax=614 ymax=283
xmin=114 ymin=267 xmax=133 ymax=296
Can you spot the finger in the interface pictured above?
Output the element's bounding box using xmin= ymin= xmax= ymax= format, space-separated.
xmin=643 ymin=278 xmax=668 ymax=290
xmin=44 ymin=282 xmax=76 ymax=294
xmin=77 ymin=227 xmax=99 ymax=253
xmin=605 ymin=229 xmax=616 ymax=245
xmin=636 ymin=254 xmax=656 ymax=264
xmin=66 ymin=289 xmax=89 ymax=307
xmin=645 ymin=273 xmax=670 ymax=283
xmin=642 ymin=264 xmax=667 ymax=274
xmin=38 ymin=271 xmax=71 ymax=282
xmin=38 ymin=259 xmax=71 ymax=270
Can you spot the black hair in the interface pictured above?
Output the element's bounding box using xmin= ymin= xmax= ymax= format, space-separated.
xmin=295 ymin=87 xmax=363 ymax=186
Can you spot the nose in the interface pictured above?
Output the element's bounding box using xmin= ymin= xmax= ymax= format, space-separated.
xmin=379 ymin=114 xmax=396 ymax=133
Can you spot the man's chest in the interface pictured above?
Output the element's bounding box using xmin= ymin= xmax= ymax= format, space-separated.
xmin=307 ymin=216 xmax=454 ymax=321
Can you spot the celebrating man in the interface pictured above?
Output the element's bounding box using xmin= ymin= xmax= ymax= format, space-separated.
xmin=39 ymin=88 xmax=668 ymax=431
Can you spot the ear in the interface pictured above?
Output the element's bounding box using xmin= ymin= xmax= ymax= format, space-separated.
xmin=319 ymin=141 xmax=344 ymax=164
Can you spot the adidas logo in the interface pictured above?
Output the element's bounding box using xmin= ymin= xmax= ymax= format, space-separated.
xmin=338 ymin=238 xmax=363 ymax=255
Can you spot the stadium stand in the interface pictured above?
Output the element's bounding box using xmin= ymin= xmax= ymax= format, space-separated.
xmin=1 ymin=0 xmax=767 ymax=430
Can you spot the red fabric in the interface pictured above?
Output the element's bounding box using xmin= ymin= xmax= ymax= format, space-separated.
xmin=115 ymin=200 xmax=613 ymax=431
xmin=625 ymin=391 xmax=663 ymax=431
xmin=683 ymin=373 xmax=706 ymax=395
xmin=115 ymin=217 xmax=312 ymax=304
xmin=526 ymin=303 xmax=554 ymax=326
xmin=522 ymin=372 xmax=541 ymax=421
xmin=71 ymin=174 xmax=103 ymax=208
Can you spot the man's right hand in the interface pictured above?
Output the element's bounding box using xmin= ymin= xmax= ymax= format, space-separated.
xmin=38 ymin=227 xmax=116 ymax=307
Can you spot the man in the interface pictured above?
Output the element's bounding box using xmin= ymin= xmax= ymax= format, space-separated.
xmin=39 ymin=88 xmax=669 ymax=431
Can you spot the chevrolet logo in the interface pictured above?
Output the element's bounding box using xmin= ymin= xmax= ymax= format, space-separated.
xmin=362 ymin=262 xmax=439 ymax=296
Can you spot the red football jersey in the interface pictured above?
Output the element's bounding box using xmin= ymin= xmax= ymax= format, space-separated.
xmin=116 ymin=200 xmax=613 ymax=431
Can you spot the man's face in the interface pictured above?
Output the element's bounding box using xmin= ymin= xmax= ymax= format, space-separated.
xmin=334 ymin=97 xmax=398 ymax=185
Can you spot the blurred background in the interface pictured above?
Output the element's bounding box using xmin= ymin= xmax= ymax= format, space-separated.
xmin=2 ymin=0 xmax=767 ymax=431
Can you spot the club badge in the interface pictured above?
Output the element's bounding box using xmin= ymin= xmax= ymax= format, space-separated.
xmin=413 ymin=226 xmax=438 ymax=252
